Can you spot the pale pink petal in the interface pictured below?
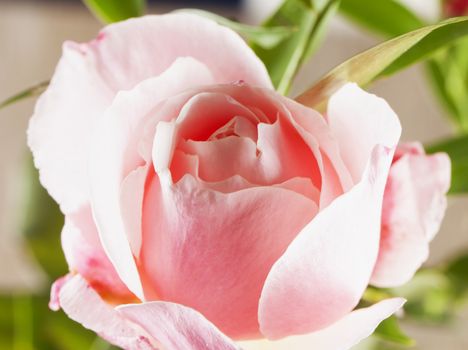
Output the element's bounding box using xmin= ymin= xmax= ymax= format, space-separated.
xmin=258 ymin=146 xmax=395 ymax=339
xmin=179 ymin=136 xmax=259 ymax=182
xmin=274 ymin=177 xmax=320 ymax=203
xmin=327 ymin=83 xmax=402 ymax=183
xmin=120 ymin=165 xmax=150 ymax=257
xmin=117 ymin=302 xmax=240 ymax=350
xmin=57 ymin=274 xmax=156 ymax=349
xmin=61 ymin=206 xmax=135 ymax=303
xmin=256 ymin=118 xmax=322 ymax=188
xmin=89 ymin=58 xmax=214 ymax=299
xmin=240 ymin=298 xmax=405 ymax=350
xmin=152 ymin=121 xmax=179 ymax=178
xmin=141 ymin=173 xmax=318 ymax=339
xmin=393 ymin=142 xmax=424 ymax=159
xmin=49 ymin=275 xmax=70 ymax=311
xmin=27 ymin=43 xmax=113 ymax=213
xmin=209 ymin=116 xmax=258 ymax=141
xmin=281 ymin=98 xmax=354 ymax=207
xmin=409 ymin=152 xmax=451 ymax=241
xmin=84 ymin=13 xmax=272 ymax=90
xmin=371 ymin=147 xmax=451 ymax=287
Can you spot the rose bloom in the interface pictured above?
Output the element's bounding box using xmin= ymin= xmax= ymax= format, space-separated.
xmin=28 ymin=14 xmax=450 ymax=350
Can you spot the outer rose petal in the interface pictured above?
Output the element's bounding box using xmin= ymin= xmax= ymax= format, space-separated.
xmin=28 ymin=13 xmax=272 ymax=213
xmin=117 ymin=303 xmax=240 ymax=350
xmin=56 ymin=274 xmax=239 ymax=350
xmin=239 ymin=298 xmax=405 ymax=350
xmin=371 ymin=144 xmax=451 ymax=287
xmin=83 ymin=13 xmax=272 ymax=91
xmin=57 ymin=274 xmax=156 ymax=349
xmin=28 ymin=44 xmax=112 ymax=213
xmin=327 ymin=83 xmax=401 ymax=184
xmin=258 ymin=146 xmax=397 ymax=339
xmin=61 ymin=205 xmax=135 ymax=303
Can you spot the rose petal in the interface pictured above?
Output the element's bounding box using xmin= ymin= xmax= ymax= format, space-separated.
xmin=82 ymin=13 xmax=272 ymax=91
xmin=61 ymin=206 xmax=135 ymax=302
xmin=239 ymin=298 xmax=405 ymax=350
xmin=327 ymin=83 xmax=402 ymax=184
xmin=281 ymin=97 xmax=354 ymax=207
xmin=28 ymin=43 xmax=112 ymax=213
xmin=117 ymin=302 xmax=240 ymax=350
xmin=57 ymin=274 xmax=156 ymax=349
xmin=258 ymin=146 xmax=396 ymax=339
xmin=179 ymin=136 xmax=259 ymax=182
xmin=141 ymin=173 xmax=318 ymax=339
xmin=371 ymin=147 xmax=451 ymax=287
xmin=256 ymin=117 xmax=322 ymax=189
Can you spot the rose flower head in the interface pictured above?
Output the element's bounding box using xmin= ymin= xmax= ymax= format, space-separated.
xmin=28 ymin=13 xmax=449 ymax=350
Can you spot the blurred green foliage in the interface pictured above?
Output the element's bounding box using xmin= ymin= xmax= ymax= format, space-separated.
xmin=340 ymin=0 xmax=423 ymax=37
xmin=374 ymin=316 xmax=415 ymax=346
xmin=427 ymin=37 xmax=468 ymax=132
xmin=1 ymin=294 xmax=99 ymax=350
xmin=83 ymin=0 xmax=145 ymax=23
xmin=251 ymin=0 xmax=340 ymax=95
xmin=21 ymin=159 xmax=66 ymax=279
xmin=396 ymin=254 xmax=468 ymax=323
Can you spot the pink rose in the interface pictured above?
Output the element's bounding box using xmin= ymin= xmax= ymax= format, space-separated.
xmin=372 ymin=143 xmax=451 ymax=287
xmin=29 ymin=14 xmax=410 ymax=350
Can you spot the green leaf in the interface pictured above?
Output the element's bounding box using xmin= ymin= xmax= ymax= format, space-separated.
xmin=296 ymin=16 xmax=468 ymax=108
xmin=19 ymin=158 xmax=66 ymax=279
xmin=0 ymin=81 xmax=49 ymax=110
xmin=391 ymin=269 xmax=456 ymax=323
xmin=445 ymin=253 xmax=468 ymax=303
xmin=429 ymin=37 xmax=468 ymax=131
xmin=0 ymin=293 xmax=111 ymax=350
xmin=425 ymin=55 xmax=464 ymax=126
xmin=374 ymin=316 xmax=415 ymax=346
xmin=252 ymin=0 xmax=340 ymax=95
xmin=427 ymin=135 xmax=468 ymax=194
xmin=83 ymin=0 xmax=145 ymax=24
xmin=175 ymin=9 xmax=295 ymax=49
xmin=382 ymin=17 xmax=468 ymax=76
xmin=340 ymin=0 xmax=424 ymax=37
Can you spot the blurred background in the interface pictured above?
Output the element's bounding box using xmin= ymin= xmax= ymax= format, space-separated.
xmin=0 ymin=0 xmax=467 ymax=349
